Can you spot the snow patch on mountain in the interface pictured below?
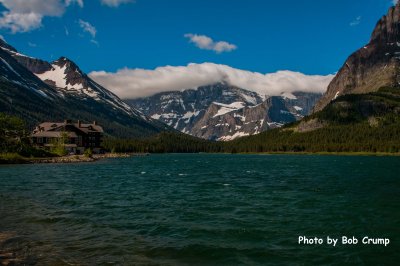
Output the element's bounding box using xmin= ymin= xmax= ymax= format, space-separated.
xmin=240 ymin=93 xmax=258 ymax=105
xmin=281 ymin=92 xmax=297 ymax=100
xmin=218 ymin=131 xmax=250 ymax=141
xmin=213 ymin=102 xmax=245 ymax=117
xmin=182 ymin=110 xmax=200 ymax=119
xmin=36 ymin=64 xmax=84 ymax=91
xmin=151 ymin=114 xmax=161 ymax=120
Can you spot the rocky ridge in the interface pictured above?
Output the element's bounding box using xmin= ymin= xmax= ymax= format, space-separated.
xmin=314 ymin=2 xmax=400 ymax=111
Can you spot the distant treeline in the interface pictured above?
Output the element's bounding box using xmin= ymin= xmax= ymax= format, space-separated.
xmin=102 ymin=120 xmax=400 ymax=154
xmin=102 ymin=132 xmax=222 ymax=153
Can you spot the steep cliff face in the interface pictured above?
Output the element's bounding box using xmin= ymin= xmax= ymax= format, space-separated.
xmin=314 ymin=2 xmax=400 ymax=112
xmin=127 ymin=84 xmax=264 ymax=135
xmin=191 ymin=97 xmax=300 ymax=141
xmin=129 ymin=84 xmax=321 ymax=140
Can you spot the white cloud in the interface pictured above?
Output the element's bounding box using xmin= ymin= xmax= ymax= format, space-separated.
xmin=28 ymin=42 xmax=37 ymax=47
xmin=0 ymin=12 xmax=42 ymax=33
xmin=184 ymin=33 xmax=237 ymax=53
xmin=350 ymin=16 xmax=361 ymax=26
xmin=101 ymin=0 xmax=134 ymax=7
xmin=79 ymin=19 xmax=96 ymax=38
xmin=0 ymin=0 xmax=65 ymax=33
xmin=89 ymin=63 xmax=334 ymax=99
xmin=90 ymin=39 xmax=99 ymax=46
xmin=0 ymin=0 xmax=65 ymax=16
xmin=0 ymin=0 xmax=136 ymax=34
xmin=65 ymin=0 xmax=84 ymax=8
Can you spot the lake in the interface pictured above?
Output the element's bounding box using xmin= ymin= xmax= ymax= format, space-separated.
xmin=0 ymin=154 xmax=399 ymax=265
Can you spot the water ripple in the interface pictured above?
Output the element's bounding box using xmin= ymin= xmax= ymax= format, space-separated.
xmin=0 ymin=154 xmax=399 ymax=265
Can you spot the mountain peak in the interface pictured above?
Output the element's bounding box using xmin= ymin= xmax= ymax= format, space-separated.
xmin=55 ymin=56 xmax=69 ymax=62
xmin=0 ymin=38 xmax=17 ymax=53
xmin=29 ymin=53 xmax=146 ymax=119
xmin=370 ymin=3 xmax=400 ymax=44
xmin=53 ymin=56 xmax=80 ymax=69
xmin=313 ymin=3 xmax=400 ymax=112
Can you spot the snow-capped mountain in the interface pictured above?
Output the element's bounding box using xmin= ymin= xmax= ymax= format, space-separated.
xmin=5 ymin=43 xmax=145 ymax=119
xmin=34 ymin=57 xmax=148 ymax=119
xmin=128 ymin=83 xmax=322 ymax=140
xmin=0 ymin=39 xmax=166 ymax=138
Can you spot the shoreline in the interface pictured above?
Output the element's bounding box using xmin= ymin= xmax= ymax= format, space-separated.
xmin=31 ymin=153 xmax=150 ymax=164
xmin=1 ymin=151 xmax=399 ymax=165
xmin=0 ymin=153 xmax=149 ymax=165
xmin=236 ymin=151 xmax=400 ymax=157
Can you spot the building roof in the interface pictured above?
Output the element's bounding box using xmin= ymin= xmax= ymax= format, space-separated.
xmin=32 ymin=131 xmax=78 ymax=138
xmin=32 ymin=120 xmax=104 ymax=136
xmin=74 ymin=123 xmax=104 ymax=133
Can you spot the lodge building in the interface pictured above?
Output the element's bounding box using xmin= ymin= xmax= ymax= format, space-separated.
xmin=31 ymin=120 xmax=103 ymax=154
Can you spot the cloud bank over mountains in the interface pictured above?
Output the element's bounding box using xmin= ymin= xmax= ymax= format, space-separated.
xmin=89 ymin=63 xmax=334 ymax=99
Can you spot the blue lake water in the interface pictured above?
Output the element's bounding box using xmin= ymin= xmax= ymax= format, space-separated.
xmin=0 ymin=154 xmax=399 ymax=265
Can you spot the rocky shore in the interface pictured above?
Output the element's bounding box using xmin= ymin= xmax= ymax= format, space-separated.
xmin=30 ymin=153 xmax=147 ymax=164
xmin=0 ymin=153 xmax=150 ymax=165
xmin=31 ymin=155 xmax=96 ymax=164
xmin=0 ymin=232 xmax=36 ymax=266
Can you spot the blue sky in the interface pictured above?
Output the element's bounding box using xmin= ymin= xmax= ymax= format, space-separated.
xmin=0 ymin=0 xmax=396 ymax=75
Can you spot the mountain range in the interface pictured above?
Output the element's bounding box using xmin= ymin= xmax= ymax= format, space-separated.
xmin=128 ymin=84 xmax=321 ymax=140
xmin=0 ymin=37 xmax=323 ymax=140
